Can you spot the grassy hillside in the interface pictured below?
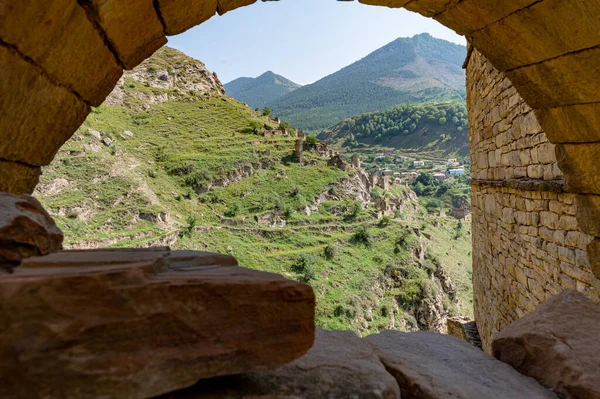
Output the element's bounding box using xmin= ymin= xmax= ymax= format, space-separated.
xmin=36 ymin=47 xmax=473 ymax=335
xmin=269 ymin=34 xmax=466 ymax=132
xmin=225 ymin=71 xmax=302 ymax=109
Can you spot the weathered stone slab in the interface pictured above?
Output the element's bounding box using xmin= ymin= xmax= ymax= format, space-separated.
xmin=506 ymin=46 xmax=600 ymax=109
xmin=82 ymin=0 xmax=167 ymax=69
xmin=160 ymin=328 xmax=400 ymax=398
xmin=556 ymin=144 xmax=600 ymax=194
xmin=469 ymin=0 xmax=600 ymax=72
xmin=0 ymin=0 xmax=123 ymax=106
xmin=367 ymin=331 xmax=557 ymax=399
xmin=0 ymin=250 xmax=315 ymax=399
xmin=586 ymin=239 xmax=600 ymax=279
xmin=574 ymin=194 xmax=600 ymax=237
xmin=358 ymin=0 xmax=411 ymax=8
xmin=0 ymin=194 xmax=63 ymax=273
xmin=536 ymin=103 xmax=600 ymax=144
xmin=217 ymin=0 xmax=258 ymax=16
xmin=436 ymin=0 xmax=538 ymax=35
xmin=157 ymin=0 xmax=218 ymax=35
xmin=0 ymin=161 xmax=42 ymax=195
xmin=0 ymin=44 xmax=89 ymax=166
xmin=493 ymin=290 xmax=600 ymax=399
xmin=403 ymin=0 xmax=451 ymax=17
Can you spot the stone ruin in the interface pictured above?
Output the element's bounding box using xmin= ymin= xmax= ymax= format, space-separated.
xmin=1 ymin=0 xmax=600 ymax=397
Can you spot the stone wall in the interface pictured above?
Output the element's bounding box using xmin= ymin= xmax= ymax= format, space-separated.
xmin=468 ymin=49 xmax=600 ymax=352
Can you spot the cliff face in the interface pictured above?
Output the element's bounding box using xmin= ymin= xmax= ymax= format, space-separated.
xmin=106 ymin=47 xmax=225 ymax=109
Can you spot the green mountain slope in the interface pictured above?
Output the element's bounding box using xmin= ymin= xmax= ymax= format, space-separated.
xmin=269 ymin=33 xmax=466 ymax=132
xmin=225 ymin=71 xmax=302 ymax=109
xmin=320 ymin=101 xmax=469 ymax=156
xmin=36 ymin=47 xmax=473 ymax=334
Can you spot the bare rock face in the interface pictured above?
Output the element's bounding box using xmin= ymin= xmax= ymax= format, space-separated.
xmin=0 ymin=249 xmax=315 ymax=399
xmin=367 ymin=331 xmax=557 ymax=399
xmin=160 ymin=328 xmax=400 ymax=399
xmin=493 ymin=289 xmax=600 ymax=398
xmin=0 ymin=193 xmax=63 ymax=272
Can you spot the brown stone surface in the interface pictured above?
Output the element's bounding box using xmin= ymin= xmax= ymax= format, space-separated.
xmin=157 ymin=0 xmax=218 ymax=35
xmin=0 ymin=194 xmax=63 ymax=272
xmin=358 ymin=0 xmax=410 ymax=7
xmin=0 ymin=161 xmax=41 ymax=195
xmin=83 ymin=0 xmax=167 ymax=69
xmin=436 ymin=0 xmax=538 ymax=35
xmin=557 ymin=144 xmax=600 ymax=194
xmin=403 ymin=0 xmax=449 ymax=17
xmin=0 ymin=249 xmax=315 ymax=399
xmin=217 ymin=0 xmax=258 ymax=15
xmin=469 ymin=0 xmax=600 ymax=72
xmin=0 ymin=0 xmax=123 ymax=106
xmin=0 ymin=44 xmax=90 ymax=166
xmin=587 ymin=239 xmax=600 ymax=280
xmin=493 ymin=290 xmax=600 ymax=399
xmin=160 ymin=328 xmax=400 ymax=399
xmin=366 ymin=331 xmax=557 ymax=399
xmin=506 ymin=46 xmax=600 ymax=109
xmin=536 ymin=103 xmax=600 ymax=144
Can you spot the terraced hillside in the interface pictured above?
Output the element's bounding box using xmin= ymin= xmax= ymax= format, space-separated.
xmin=36 ymin=47 xmax=473 ymax=335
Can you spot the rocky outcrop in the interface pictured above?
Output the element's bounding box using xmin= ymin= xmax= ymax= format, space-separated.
xmin=162 ymin=328 xmax=400 ymax=399
xmin=447 ymin=316 xmax=482 ymax=350
xmin=0 ymin=193 xmax=63 ymax=272
xmin=0 ymin=249 xmax=315 ymax=399
xmin=493 ymin=290 xmax=600 ymax=399
xmin=367 ymin=331 xmax=557 ymax=399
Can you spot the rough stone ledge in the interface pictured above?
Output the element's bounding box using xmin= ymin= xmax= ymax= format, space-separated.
xmin=472 ymin=178 xmax=565 ymax=193
xmin=0 ymin=249 xmax=315 ymax=399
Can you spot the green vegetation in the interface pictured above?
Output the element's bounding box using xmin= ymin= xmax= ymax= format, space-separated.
xmin=268 ymin=34 xmax=466 ymax=132
xmin=37 ymin=46 xmax=473 ymax=335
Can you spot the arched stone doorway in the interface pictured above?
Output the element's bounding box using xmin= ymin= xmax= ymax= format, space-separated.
xmin=2 ymin=0 xmax=600 ymax=352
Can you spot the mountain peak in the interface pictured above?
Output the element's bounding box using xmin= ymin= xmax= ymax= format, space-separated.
xmin=224 ymin=71 xmax=302 ymax=109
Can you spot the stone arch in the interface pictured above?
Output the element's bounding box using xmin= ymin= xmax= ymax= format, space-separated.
xmin=2 ymin=0 xmax=600 ymax=346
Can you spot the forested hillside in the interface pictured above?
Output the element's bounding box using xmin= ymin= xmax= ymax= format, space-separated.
xmin=320 ymin=101 xmax=469 ymax=156
xmin=225 ymin=71 xmax=302 ymax=109
xmin=268 ymin=34 xmax=466 ymax=132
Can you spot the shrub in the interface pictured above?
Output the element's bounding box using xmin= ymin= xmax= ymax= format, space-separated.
xmin=224 ymin=203 xmax=239 ymax=217
xmin=293 ymin=254 xmax=318 ymax=282
xmin=352 ymin=226 xmax=372 ymax=247
xmin=378 ymin=215 xmax=391 ymax=227
xmin=305 ymin=135 xmax=319 ymax=150
xmin=347 ymin=201 xmax=361 ymax=220
xmin=323 ymin=243 xmax=339 ymax=260
xmin=262 ymin=107 xmax=272 ymax=117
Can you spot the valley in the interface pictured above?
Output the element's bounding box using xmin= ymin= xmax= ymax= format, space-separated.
xmin=37 ymin=46 xmax=473 ymax=336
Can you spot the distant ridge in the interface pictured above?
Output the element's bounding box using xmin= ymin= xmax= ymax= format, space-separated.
xmin=268 ymin=33 xmax=467 ymax=132
xmin=225 ymin=71 xmax=302 ymax=109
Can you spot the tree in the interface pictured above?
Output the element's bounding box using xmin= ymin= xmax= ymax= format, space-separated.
xmin=249 ymin=120 xmax=262 ymax=134
xmin=262 ymin=106 xmax=272 ymax=117
xmin=439 ymin=117 xmax=447 ymax=125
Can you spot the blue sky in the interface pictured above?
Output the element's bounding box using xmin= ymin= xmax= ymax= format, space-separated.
xmin=168 ymin=0 xmax=465 ymax=85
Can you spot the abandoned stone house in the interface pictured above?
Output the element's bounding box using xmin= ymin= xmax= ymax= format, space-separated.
xmin=1 ymin=0 xmax=600 ymax=398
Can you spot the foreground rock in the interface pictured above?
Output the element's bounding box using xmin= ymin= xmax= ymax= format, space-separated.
xmin=367 ymin=331 xmax=557 ymax=399
xmin=0 ymin=249 xmax=315 ymax=399
xmin=493 ymin=290 xmax=600 ymax=398
xmin=160 ymin=328 xmax=400 ymax=399
xmin=0 ymin=193 xmax=63 ymax=272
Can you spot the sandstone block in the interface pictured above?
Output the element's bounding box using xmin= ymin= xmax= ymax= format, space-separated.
xmin=586 ymin=239 xmax=600 ymax=279
xmin=493 ymin=290 xmax=600 ymax=398
xmin=0 ymin=249 xmax=315 ymax=399
xmin=557 ymin=144 xmax=600 ymax=194
xmin=157 ymin=0 xmax=217 ymax=35
xmin=537 ymin=104 xmax=600 ymax=144
xmin=217 ymin=0 xmax=258 ymax=15
xmin=366 ymin=331 xmax=556 ymax=398
xmin=82 ymin=0 xmax=167 ymax=69
xmin=0 ymin=161 xmax=41 ymax=194
xmin=575 ymin=194 xmax=600 ymax=237
xmin=0 ymin=0 xmax=123 ymax=106
xmin=0 ymin=44 xmax=89 ymax=166
xmin=0 ymin=194 xmax=63 ymax=272
xmin=160 ymin=328 xmax=400 ymax=399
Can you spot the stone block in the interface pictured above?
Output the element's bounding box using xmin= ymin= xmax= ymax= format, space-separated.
xmin=367 ymin=331 xmax=557 ymax=398
xmin=159 ymin=328 xmax=400 ymax=399
xmin=0 ymin=250 xmax=315 ymax=398
xmin=537 ymin=103 xmax=600 ymax=144
xmin=156 ymin=0 xmax=218 ymax=35
xmin=0 ymin=161 xmax=41 ymax=195
xmin=358 ymin=0 xmax=411 ymax=8
xmin=556 ymin=144 xmax=600 ymax=194
xmin=0 ymin=194 xmax=63 ymax=272
xmin=217 ymin=0 xmax=258 ymax=15
xmin=469 ymin=0 xmax=600 ymax=71
xmin=586 ymin=239 xmax=600 ymax=279
xmin=82 ymin=0 xmax=167 ymax=69
xmin=0 ymin=44 xmax=89 ymax=166
xmin=493 ymin=290 xmax=600 ymax=399
xmin=0 ymin=0 xmax=123 ymax=106
xmin=506 ymin=46 xmax=600 ymax=109
xmin=575 ymin=194 xmax=600 ymax=236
